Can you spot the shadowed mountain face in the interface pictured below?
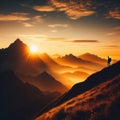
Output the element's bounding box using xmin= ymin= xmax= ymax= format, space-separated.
xmin=0 ymin=39 xmax=68 ymax=93
xmin=36 ymin=61 xmax=120 ymax=116
xmin=0 ymin=70 xmax=63 ymax=120
xmin=0 ymin=39 xmax=46 ymax=74
xmin=21 ymin=71 xmax=68 ymax=93
xmin=36 ymin=69 xmax=120 ymax=120
xmin=35 ymin=71 xmax=68 ymax=93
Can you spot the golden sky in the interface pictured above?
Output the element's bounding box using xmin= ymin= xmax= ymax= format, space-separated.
xmin=0 ymin=0 xmax=120 ymax=59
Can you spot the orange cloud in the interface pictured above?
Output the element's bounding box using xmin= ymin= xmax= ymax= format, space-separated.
xmin=65 ymin=9 xmax=95 ymax=20
xmin=0 ymin=13 xmax=30 ymax=21
xmin=107 ymin=45 xmax=120 ymax=48
xmin=22 ymin=22 xmax=33 ymax=27
xmin=50 ymin=0 xmax=95 ymax=19
xmin=68 ymin=40 xmax=99 ymax=43
xmin=33 ymin=5 xmax=55 ymax=12
xmin=109 ymin=8 xmax=120 ymax=19
xmin=48 ymin=24 xmax=68 ymax=28
xmin=33 ymin=16 xmax=43 ymax=23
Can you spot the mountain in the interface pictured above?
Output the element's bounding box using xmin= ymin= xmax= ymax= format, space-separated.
xmin=52 ymin=61 xmax=120 ymax=106
xmin=35 ymin=61 xmax=120 ymax=117
xmin=36 ymin=67 xmax=120 ymax=120
xmin=0 ymin=38 xmax=68 ymax=91
xmin=55 ymin=53 xmax=104 ymax=72
xmin=79 ymin=53 xmax=107 ymax=65
xmin=23 ymin=71 xmax=68 ymax=93
xmin=0 ymin=70 xmax=47 ymax=120
xmin=62 ymin=71 xmax=89 ymax=83
xmin=39 ymin=53 xmax=72 ymax=73
xmin=0 ymin=39 xmax=46 ymax=74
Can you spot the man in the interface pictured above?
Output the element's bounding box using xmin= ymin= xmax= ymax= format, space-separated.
xmin=108 ymin=56 xmax=112 ymax=66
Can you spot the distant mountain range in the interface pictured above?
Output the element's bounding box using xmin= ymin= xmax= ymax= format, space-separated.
xmin=0 ymin=39 xmax=119 ymax=120
xmin=0 ymin=70 xmax=61 ymax=120
xmin=0 ymin=39 xmax=68 ymax=93
xmin=36 ymin=61 xmax=120 ymax=120
xmin=21 ymin=71 xmax=68 ymax=93
xmin=55 ymin=53 xmax=105 ymax=72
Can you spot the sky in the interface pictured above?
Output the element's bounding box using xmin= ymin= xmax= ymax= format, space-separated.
xmin=0 ymin=0 xmax=120 ymax=59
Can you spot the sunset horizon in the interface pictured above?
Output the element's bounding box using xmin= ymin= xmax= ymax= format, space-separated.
xmin=0 ymin=0 xmax=120 ymax=60
xmin=0 ymin=0 xmax=120 ymax=120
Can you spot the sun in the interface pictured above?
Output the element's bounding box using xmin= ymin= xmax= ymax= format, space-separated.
xmin=29 ymin=45 xmax=38 ymax=53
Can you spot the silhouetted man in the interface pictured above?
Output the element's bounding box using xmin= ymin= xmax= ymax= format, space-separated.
xmin=108 ymin=56 xmax=112 ymax=66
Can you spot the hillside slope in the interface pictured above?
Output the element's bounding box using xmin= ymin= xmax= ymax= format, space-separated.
xmin=36 ymin=70 xmax=120 ymax=120
xmin=35 ymin=61 xmax=120 ymax=119
xmin=51 ymin=61 xmax=120 ymax=106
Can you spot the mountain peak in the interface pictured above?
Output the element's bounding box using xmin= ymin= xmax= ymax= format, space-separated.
xmin=14 ymin=38 xmax=23 ymax=44
xmin=8 ymin=38 xmax=29 ymax=53
xmin=9 ymin=38 xmax=26 ymax=47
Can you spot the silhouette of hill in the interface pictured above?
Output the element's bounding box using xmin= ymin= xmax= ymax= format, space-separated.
xmin=0 ymin=39 xmax=46 ymax=74
xmin=53 ymin=61 xmax=120 ymax=106
xmin=33 ymin=71 xmax=68 ymax=93
xmin=62 ymin=71 xmax=89 ymax=83
xmin=0 ymin=70 xmax=50 ymax=119
xmin=55 ymin=53 xmax=104 ymax=72
xmin=0 ymin=39 xmax=71 ymax=91
xmin=35 ymin=61 xmax=120 ymax=116
xmin=39 ymin=53 xmax=71 ymax=73
xmin=79 ymin=53 xmax=107 ymax=65
xmin=36 ymin=67 xmax=120 ymax=120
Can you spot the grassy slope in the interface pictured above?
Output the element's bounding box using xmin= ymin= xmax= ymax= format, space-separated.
xmin=36 ymin=74 xmax=120 ymax=120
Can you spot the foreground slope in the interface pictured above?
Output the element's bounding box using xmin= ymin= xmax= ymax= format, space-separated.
xmin=36 ymin=63 xmax=120 ymax=120
xmin=35 ymin=61 xmax=120 ymax=119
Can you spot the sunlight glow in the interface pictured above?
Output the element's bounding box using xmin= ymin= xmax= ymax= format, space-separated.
xmin=29 ymin=45 xmax=38 ymax=53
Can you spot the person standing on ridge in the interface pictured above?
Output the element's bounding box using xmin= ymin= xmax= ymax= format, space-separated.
xmin=108 ymin=56 xmax=112 ymax=66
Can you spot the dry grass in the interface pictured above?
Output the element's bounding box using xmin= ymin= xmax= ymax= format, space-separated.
xmin=36 ymin=74 xmax=120 ymax=120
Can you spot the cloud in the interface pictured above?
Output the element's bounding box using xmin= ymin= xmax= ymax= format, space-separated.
xmin=104 ymin=45 xmax=120 ymax=48
xmin=47 ymin=37 xmax=68 ymax=41
xmin=48 ymin=24 xmax=68 ymax=28
xmin=22 ymin=22 xmax=33 ymax=27
xmin=0 ymin=12 xmax=30 ymax=21
xmin=107 ymin=26 xmax=120 ymax=36
xmin=68 ymin=40 xmax=99 ymax=43
xmin=50 ymin=0 xmax=95 ymax=19
xmin=65 ymin=9 xmax=95 ymax=20
xmin=51 ymin=30 xmax=57 ymax=33
xmin=33 ymin=5 xmax=55 ymax=12
xmin=114 ymin=26 xmax=120 ymax=30
xmin=50 ymin=0 xmax=120 ymax=20
xmin=109 ymin=8 xmax=120 ymax=19
xmin=32 ymin=16 xmax=43 ymax=23
xmin=106 ymin=32 xmax=117 ymax=36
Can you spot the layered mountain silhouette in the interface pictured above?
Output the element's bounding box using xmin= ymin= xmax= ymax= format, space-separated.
xmin=0 ymin=70 xmax=60 ymax=120
xmin=0 ymin=39 xmax=68 ymax=93
xmin=36 ymin=63 xmax=120 ymax=120
xmin=21 ymin=71 xmax=68 ymax=93
xmin=36 ymin=61 xmax=120 ymax=117
xmin=51 ymin=61 xmax=120 ymax=106
xmin=79 ymin=53 xmax=107 ymax=65
xmin=0 ymin=39 xmax=46 ymax=74
xmin=55 ymin=53 xmax=104 ymax=73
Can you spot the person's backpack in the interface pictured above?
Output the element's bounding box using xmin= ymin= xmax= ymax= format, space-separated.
xmin=108 ymin=58 xmax=112 ymax=63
